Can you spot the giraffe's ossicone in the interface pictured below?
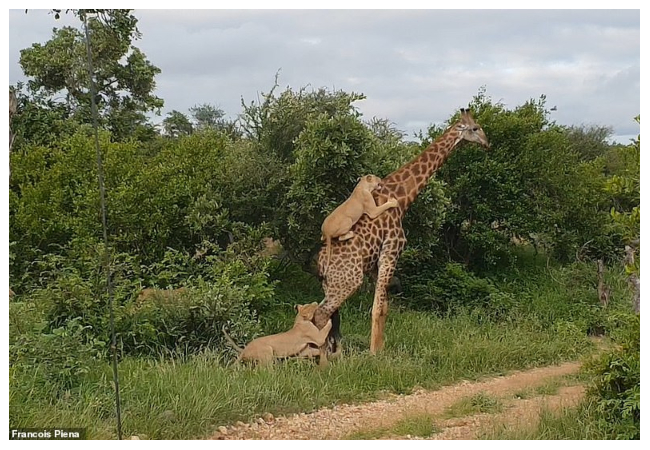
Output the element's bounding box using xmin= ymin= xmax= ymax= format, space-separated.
xmin=312 ymin=108 xmax=490 ymax=363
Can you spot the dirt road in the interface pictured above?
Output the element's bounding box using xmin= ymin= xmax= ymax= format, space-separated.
xmin=211 ymin=361 xmax=588 ymax=440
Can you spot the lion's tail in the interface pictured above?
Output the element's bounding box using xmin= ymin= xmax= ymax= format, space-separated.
xmin=221 ymin=325 xmax=243 ymax=353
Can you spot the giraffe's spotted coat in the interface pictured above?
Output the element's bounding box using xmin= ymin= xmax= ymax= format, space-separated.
xmin=314 ymin=109 xmax=489 ymax=356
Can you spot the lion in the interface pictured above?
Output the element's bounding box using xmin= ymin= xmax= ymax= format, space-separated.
xmin=222 ymin=302 xmax=333 ymax=366
xmin=321 ymin=174 xmax=399 ymax=275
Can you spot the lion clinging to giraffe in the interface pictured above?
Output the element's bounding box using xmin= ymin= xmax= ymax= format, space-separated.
xmin=321 ymin=174 xmax=399 ymax=276
xmin=312 ymin=108 xmax=489 ymax=364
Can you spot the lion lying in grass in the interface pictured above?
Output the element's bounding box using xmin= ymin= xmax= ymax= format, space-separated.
xmin=222 ymin=302 xmax=332 ymax=366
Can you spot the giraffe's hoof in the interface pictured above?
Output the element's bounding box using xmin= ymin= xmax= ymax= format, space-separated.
xmin=326 ymin=335 xmax=341 ymax=356
xmin=328 ymin=343 xmax=343 ymax=360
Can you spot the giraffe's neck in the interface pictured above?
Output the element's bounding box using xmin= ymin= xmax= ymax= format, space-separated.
xmin=380 ymin=128 xmax=460 ymax=215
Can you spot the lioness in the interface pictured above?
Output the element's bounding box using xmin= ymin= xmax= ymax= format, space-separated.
xmin=222 ymin=302 xmax=332 ymax=366
xmin=321 ymin=175 xmax=398 ymax=275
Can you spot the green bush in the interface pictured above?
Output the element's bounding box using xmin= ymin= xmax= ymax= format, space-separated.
xmin=120 ymin=277 xmax=266 ymax=357
xmin=9 ymin=128 xmax=281 ymax=291
xmin=431 ymin=91 xmax=617 ymax=269
xmin=400 ymin=262 xmax=496 ymax=312
xmin=10 ymin=317 xmax=107 ymax=394
xmin=27 ymin=241 xmax=142 ymax=333
xmin=21 ymin=235 xmax=276 ymax=358
xmin=584 ymin=312 xmax=640 ymax=439
xmin=281 ymin=111 xmax=381 ymax=264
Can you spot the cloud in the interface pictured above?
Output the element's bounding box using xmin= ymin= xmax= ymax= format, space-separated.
xmin=9 ymin=9 xmax=640 ymax=141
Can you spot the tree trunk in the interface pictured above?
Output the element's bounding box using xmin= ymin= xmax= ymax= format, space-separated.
xmin=596 ymin=259 xmax=610 ymax=308
xmin=624 ymin=245 xmax=640 ymax=314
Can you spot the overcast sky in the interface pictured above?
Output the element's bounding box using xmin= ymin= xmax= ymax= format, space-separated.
xmin=8 ymin=8 xmax=641 ymax=143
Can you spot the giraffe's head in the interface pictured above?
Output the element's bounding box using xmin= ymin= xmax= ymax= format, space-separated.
xmin=454 ymin=108 xmax=490 ymax=149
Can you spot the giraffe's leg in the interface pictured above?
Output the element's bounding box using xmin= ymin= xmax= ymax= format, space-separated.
xmin=314 ymin=260 xmax=364 ymax=367
xmin=370 ymin=251 xmax=398 ymax=354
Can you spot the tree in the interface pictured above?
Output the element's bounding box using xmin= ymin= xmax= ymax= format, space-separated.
xmin=189 ymin=103 xmax=241 ymax=138
xmin=9 ymin=81 xmax=81 ymax=149
xmin=240 ymin=80 xmax=366 ymax=162
xmin=189 ymin=103 xmax=225 ymax=131
xmin=162 ymin=110 xmax=193 ymax=137
xmin=9 ymin=89 xmax=17 ymax=151
xmin=18 ymin=9 xmax=163 ymax=141
xmin=432 ymin=90 xmax=614 ymax=268
xmin=565 ymin=124 xmax=613 ymax=162
xmin=605 ymin=116 xmax=640 ymax=312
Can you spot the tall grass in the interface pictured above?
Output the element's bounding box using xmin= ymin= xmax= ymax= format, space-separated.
xmin=10 ymin=305 xmax=593 ymax=439
xmin=10 ymin=257 xmax=626 ymax=439
xmin=480 ymin=400 xmax=612 ymax=439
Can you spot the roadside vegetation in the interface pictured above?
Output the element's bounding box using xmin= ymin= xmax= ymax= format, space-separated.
xmin=9 ymin=10 xmax=639 ymax=440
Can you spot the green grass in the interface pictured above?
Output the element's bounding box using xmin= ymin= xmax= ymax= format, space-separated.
xmin=480 ymin=400 xmax=612 ymax=439
xmin=10 ymin=258 xmax=626 ymax=439
xmin=512 ymin=376 xmax=572 ymax=400
xmin=10 ymin=305 xmax=595 ymax=439
xmin=443 ymin=392 xmax=503 ymax=419
xmin=347 ymin=413 xmax=439 ymax=439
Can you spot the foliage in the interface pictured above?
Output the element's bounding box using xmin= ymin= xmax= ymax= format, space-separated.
xmin=281 ymin=111 xmax=380 ymax=263
xmin=9 ymin=132 xmax=106 ymax=284
xmin=400 ymin=261 xmax=496 ymax=312
xmin=583 ymin=312 xmax=640 ymax=439
xmin=18 ymin=9 xmax=163 ymax=141
xmin=119 ymin=274 xmax=268 ymax=357
xmin=162 ymin=110 xmax=193 ymax=137
xmin=9 ymin=82 xmax=82 ymax=149
xmin=190 ymin=103 xmax=225 ymax=130
xmin=433 ymin=90 xmax=616 ymax=269
xmin=564 ymin=124 xmax=613 ymax=162
xmin=10 ymin=317 xmax=107 ymax=394
xmin=240 ymin=80 xmax=367 ymax=162
xmin=16 ymin=238 xmax=275 ymax=358
xmin=9 ymin=128 xmax=281 ymax=290
xmin=605 ymin=116 xmax=640 ymax=244
xmin=188 ymin=103 xmax=240 ymax=137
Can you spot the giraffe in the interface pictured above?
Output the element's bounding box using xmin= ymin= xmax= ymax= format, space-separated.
xmin=312 ymin=108 xmax=489 ymax=359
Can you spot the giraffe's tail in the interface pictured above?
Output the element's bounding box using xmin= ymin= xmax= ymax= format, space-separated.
xmin=327 ymin=309 xmax=342 ymax=356
xmin=324 ymin=236 xmax=332 ymax=277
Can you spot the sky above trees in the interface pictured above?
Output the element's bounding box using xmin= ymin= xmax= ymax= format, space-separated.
xmin=8 ymin=7 xmax=640 ymax=143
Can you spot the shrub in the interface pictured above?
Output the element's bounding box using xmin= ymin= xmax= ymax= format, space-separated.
xmin=24 ymin=235 xmax=276 ymax=358
xmin=400 ymin=261 xmax=496 ymax=312
xmin=9 ymin=128 xmax=281 ymax=291
xmin=10 ymin=317 xmax=107 ymax=394
xmin=431 ymin=91 xmax=616 ymax=269
xmin=584 ymin=312 xmax=640 ymax=439
xmin=120 ymin=276 xmax=266 ymax=357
